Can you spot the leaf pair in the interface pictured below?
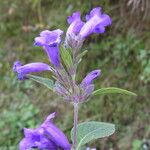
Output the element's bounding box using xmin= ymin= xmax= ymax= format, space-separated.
xmin=27 ymin=74 xmax=137 ymax=97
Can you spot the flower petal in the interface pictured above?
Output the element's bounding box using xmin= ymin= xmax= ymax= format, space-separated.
xmin=93 ymin=25 xmax=105 ymax=34
xmin=34 ymin=37 xmax=46 ymax=46
xmin=13 ymin=60 xmax=22 ymax=72
xmin=19 ymin=138 xmax=30 ymax=150
xmin=42 ymin=113 xmax=71 ymax=149
xmin=85 ymin=7 xmax=102 ymax=21
xmin=67 ymin=12 xmax=84 ymax=36
xmin=42 ymin=123 xmax=71 ymax=149
xmin=39 ymin=29 xmax=63 ymax=46
xmin=44 ymin=112 xmax=56 ymax=123
xmin=35 ymin=136 xmax=57 ymax=150
xmin=67 ymin=11 xmax=81 ymax=24
xmin=24 ymin=128 xmax=40 ymax=140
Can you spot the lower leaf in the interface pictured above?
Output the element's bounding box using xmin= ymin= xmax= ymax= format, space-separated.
xmin=71 ymin=121 xmax=115 ymax=149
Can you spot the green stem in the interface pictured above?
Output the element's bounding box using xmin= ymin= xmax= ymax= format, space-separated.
xmin=72 ymin=103 xmax=79 ymax=150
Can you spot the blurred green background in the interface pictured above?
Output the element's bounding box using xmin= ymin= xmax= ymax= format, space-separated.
xmin=0 ymin=0 xmax=150 ymax=150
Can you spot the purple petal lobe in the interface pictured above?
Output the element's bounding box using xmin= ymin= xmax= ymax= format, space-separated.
xmin=42 ymin=113 xmax=71 ymax=149
xmin=67 ymin=11 xmax=81 ymax=24
xmin=13 ymin=60 xmax=22 ymax=72
xmin=44 ymin=112 xmax=56 ymax=123
xmin=93 ymin=25 xmax=105 ymax=33
xmin=13 ymin=61 xmax=51 ymax=80
xmin=85 ymin=7 xmax=102 ymax=21
xmin=66 ymin=12 xmax=84 ymax=36
xmin=34 ymin=37 xmax=46 ymax=46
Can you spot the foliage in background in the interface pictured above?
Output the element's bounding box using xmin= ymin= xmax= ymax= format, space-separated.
xmin=0 ymin=0 xmax=149 ymax=149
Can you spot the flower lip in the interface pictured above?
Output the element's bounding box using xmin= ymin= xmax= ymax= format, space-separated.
xmin=85 ymin=7 xmax=102 ymax=21
xmin=67 ymin=11 xmax=81 ymax=24
xmin=34 ymin=29 xmax=63 ymax=47
xmin=13 ymin=60 xmax=22 ymax=72
xmin=44 ymin=112 xmax=56 ymax=123
xmin=66 ymin=11 xmax=84 ymax=37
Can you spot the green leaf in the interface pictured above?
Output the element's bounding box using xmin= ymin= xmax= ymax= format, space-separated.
xmin=27 ymin=74 xmax=54 ymax=90
xmin=92 ymin=87 xmax=137 ymax=96
xmin=71 ymin=121 xmax=115 ymax=149
xmin=77 ymin=50 xmax=88 ymax=61
xmin=60 ymin=47 xmax=73 ymax=68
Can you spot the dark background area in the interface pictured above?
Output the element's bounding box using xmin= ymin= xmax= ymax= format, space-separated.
xmin=0 ymin=0 xmax=149 ymax=149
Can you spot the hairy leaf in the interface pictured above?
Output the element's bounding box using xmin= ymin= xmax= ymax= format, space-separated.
xmin=27 ymin=74 xmax=54 ymax=90
xmin=60 ymin=47 xmax=73 ymax=68
xmin=92 ymin=87 xmax=137 ymax=96
xmin=71 ymin=121 xmax=115 ymax=149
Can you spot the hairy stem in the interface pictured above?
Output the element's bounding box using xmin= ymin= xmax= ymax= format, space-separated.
xmin=72 ymin=103 xmax=79 ymax=150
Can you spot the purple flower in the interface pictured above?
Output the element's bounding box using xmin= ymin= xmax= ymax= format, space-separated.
xmin=34 ymin=29 xmax=63 ymax=67
xmin=19 ymin=112 xmax=71 ymax=150
xmin=79 ymin=7 xmax=111 ymax=38
xmin=67 ymin=7 xmax=111 ymax=40
xmin=13 ymin=60 xmax=51 ymax=80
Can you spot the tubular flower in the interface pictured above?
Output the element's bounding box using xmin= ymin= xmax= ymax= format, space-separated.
xmin=34 ymin=29 xmax=63 ymax=67
xmin=79 ymin=7 xmax=112 ymax=38
xmin=19 ymin=112 xmax=71 ymax=150
xmin=13 ymin=60 xmax=51 ymax=80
